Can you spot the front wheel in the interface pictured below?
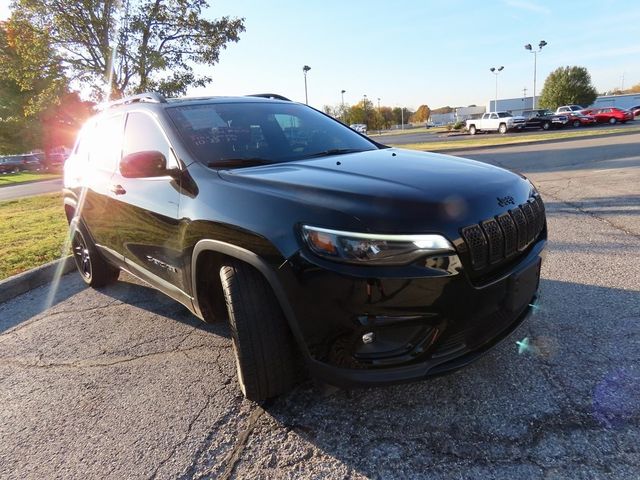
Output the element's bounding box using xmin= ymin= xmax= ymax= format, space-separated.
xmin=541 ymin=122 xmax=551 ymax=131
xmin=573 ymin=120 xmax=581 ymax=128
xmin=220 ymin=260 xmax=299 ymax=402
xmin=498 ymin=123 xmax=508 ymax=134
xmin=468 ymin=125 xmax=477 ymax=135
xmin=71 ymin=220 xmax=120 ymax=287
xmin=609 ymin=117 xmax=617 ymax=125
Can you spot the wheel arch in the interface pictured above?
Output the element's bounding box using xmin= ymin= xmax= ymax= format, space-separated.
xmin=190 ymin=239 xmax=307 ymax=353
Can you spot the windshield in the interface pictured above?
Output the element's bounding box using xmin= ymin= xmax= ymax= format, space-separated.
xmin=167 ymin=101 xmax=378 ymax=167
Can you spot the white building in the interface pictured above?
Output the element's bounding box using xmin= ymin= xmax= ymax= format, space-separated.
xmin=589 ymin=93 xmax=640 ymax=110
xmin=488 ymin=92 xmax=640 ymax=114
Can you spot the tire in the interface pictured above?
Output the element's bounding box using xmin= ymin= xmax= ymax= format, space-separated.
xmin=71 ymin=220 xmax=120 ymax=287
xmin=498 ymin=123 xmax=507 ymax=134
xmin=608 ymin=117 xmax=617 ymax=125
xmin=220 ymin=260 xmax=299 ymax=401
xmin=573 ymin=120 xmax=581 ymax=128
xmin=468 ymin=125 xmax=477 ymax=135
xmin=541 ymin=122 xmax=551 ymax=131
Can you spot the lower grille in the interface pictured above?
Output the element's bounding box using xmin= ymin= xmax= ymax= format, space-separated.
xmin=460 ymin=195 xmax=545 ymax=271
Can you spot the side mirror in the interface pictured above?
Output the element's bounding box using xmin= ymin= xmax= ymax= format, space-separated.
xmin=120 ymin=150 xmax=168 ymax=178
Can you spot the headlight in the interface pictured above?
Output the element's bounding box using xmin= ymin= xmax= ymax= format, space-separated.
xmin=301 ymin=225 xmax=454 ymax=265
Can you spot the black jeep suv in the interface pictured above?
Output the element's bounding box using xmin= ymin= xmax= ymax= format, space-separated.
xmin=63 ymin=93 xmax=547 ymax=401
xmin=521 ymin=109 xmax=568 ymax=130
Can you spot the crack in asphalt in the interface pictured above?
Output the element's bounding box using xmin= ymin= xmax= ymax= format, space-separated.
xmin=0 ymin=344 xmax=218 ymax=370
xmin=219 ymin=405 xmax=266 ymax=480
xmin=539 ymin=189 xmax=639 ymax=239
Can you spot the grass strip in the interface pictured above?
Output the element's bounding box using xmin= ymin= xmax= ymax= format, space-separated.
xmin=0 ymin=193 xmax=69 ymax=280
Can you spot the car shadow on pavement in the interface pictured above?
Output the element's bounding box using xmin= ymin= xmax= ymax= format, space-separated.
xmin=0 ymin=273 xmax=87 ymax=333
xmin=0 ymin=271 xmax=228 ymax=338
xmin=256 ymin=278 xmax=639 ymax=478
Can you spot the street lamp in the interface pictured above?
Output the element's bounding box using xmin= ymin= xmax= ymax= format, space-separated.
xmin=302 ymin=65 xmax=311 ymax=104
xmin=341 ymin=89 xmax=346 ymax=121
xmin=489 ymin=66 xmax=504 ymax=111
xmin=524 ymin=40 xmax=547 ymax=109
xmin=363 ymin=94 xmax=368 ymax=127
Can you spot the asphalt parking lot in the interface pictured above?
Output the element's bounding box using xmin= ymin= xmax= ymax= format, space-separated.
xmin=373 ymin=121 xmax=637 ymax=145
xmin=1 ymin=134 xmax=639 ymax=479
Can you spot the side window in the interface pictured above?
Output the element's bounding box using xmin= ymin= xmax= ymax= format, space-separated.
xmin=490 ymin=113 xmax=498 ymax=119
xmin=90 ymin=115 xmax=124 ymax=173
xmin=123 ymin=112 xmax=177 ymax=169
xmin=74 ymin=121 xmax=95 ymax=162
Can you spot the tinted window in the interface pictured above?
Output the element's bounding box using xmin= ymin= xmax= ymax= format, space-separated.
xmin=167 ymin=102 xmax=377 ymax=167
xmin=497 ymin=112 xmax=512 ymax=118
xmin=122 ymin=112 xmax=175 ymax=169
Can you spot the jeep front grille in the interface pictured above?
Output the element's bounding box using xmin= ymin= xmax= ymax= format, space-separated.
xmin=460 ymin=196 xmax=545 ymax=271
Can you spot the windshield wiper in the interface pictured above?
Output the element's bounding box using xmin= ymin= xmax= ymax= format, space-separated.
xmin=208 ymin=158 xmax=272 ymax=168
xmin=300 ymin=148 xmax=366 ymax=159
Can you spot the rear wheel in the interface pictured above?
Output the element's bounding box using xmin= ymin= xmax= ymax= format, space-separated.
xmin=609 ymin=117 xmax=617 ymax=124
xmin=573 ymin=120 xmax=581 ymax=128
xmin=71 ymin=221 xmax=119 ymax=287
xmin=220 ymin=260 xmax=299 ymax=401
xmin=498 ymin=123 xmax=507 ymax=134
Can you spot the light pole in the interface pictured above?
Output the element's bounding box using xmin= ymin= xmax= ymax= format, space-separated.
xmin=363 ymin=94 xmax=368 ymax=127
xmin=302 ymin=65 xmax=311 ymax=104
xmin=341 ymin=89 xmax=346 ymax=121
xmin=489 ymin=66 xmax=504 ymax=111
xmin=524 ymin=40 xmax=547 ymax=109
xmin=401 ymin=107 xmax=405 ymax=130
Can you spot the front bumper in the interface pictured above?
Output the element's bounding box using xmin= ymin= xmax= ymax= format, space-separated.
xmin=278 ymin=234 xmax=546 ymax=388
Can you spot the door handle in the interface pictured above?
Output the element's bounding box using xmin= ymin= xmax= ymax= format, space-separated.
xmin=110 ymin=184 xmax=126 ymax=195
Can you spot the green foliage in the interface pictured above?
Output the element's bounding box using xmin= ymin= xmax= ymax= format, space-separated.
xmin=12 ymin=0 xmax=245 ymax=99
xmin=409 ymin=104 xmax=430 ymax=123
xmin=539 ymin=66 xmax=598 ymax=110
xmin=452 ymin=121 xmax=465 ymax=130
xmin=0 ymin=19 xmax=68 ymax=153
xmin=609 ymin=82 xmax=640 ymax=95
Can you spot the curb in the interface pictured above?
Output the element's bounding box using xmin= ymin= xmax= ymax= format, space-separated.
xmin=392 ymin=127 xmax=640 ymax=154
xmin=0 ymin=256 xmax=75 ymax=304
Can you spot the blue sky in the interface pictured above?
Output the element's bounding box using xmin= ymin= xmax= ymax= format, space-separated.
xmin=197 ymin=0 xmax=640 ymax=109
xmin=2 ymin=1 xmax=639 ymax=109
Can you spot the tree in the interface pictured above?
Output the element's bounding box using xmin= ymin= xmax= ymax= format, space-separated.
xmin=539 ymin=66 xmax=598 ymax=109
xmin=12 ymin=0 xmax=245 ymax=99
xmin=409 ymin=104 xmax=430 ymax=123
xmin=609 ymin=82 xmax=640 ymax=95
xmin=0 ymin=18 xmax=69 ymax=153
xmin=391 ymin=107 xmax=413 ymax=126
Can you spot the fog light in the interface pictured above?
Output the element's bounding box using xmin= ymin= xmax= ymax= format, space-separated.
xmin=362 ymin=332 xmax=375 ymax=344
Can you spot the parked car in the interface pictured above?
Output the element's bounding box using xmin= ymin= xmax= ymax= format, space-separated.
xmin=564 ymin=111 xmax=597 ymax=127
xmin=0 ymin=155 xmax=24 ymax=173
xmin=465 ymin=111 xmax=526 ymax=134
xmin=555 ymin=105 xmax=585 ymax=114
xmin=64 ymin=92 xmax=546 ymax=401
xmin=20 ymin=154 xmax=44 ymax=171
xmin=520 ymin=109 xmax=568 ymax=130
xmin=583 ymin=107 xmax=634 ymax=124
xmin=628 ymin=105 xmax=640 ymax=117
xmin=45 ymin=152 xmax=67 ymax=171
xmin=349 ymin=123 xmax=367 ymax=135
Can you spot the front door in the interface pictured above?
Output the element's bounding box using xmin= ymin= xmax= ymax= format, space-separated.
xmin=108 ymin=111 xmax=186 ymax=292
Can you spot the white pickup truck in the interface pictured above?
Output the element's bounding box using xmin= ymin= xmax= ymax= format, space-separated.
xmin=465 ymin=112 xmax=526 ymax=135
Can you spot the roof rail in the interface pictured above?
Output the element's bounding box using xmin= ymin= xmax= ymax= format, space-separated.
xmin=99 ymin=92 xmax=167 ymax=110
xmin=247 ymin=93 xmax=291 ymax=101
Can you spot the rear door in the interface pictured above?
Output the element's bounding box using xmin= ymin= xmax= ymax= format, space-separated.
xmin=108 ymin=110 xmax=186 ymax=292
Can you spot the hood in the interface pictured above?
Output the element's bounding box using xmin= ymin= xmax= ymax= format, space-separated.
xmin=219 ymin=148 xmax=535 ymax=235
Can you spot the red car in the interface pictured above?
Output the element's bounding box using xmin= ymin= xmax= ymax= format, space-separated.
xmin=584 ymin=107 xmax=634 ymax=124
xmin=565 ymin=112 xmax=597 ymax=127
